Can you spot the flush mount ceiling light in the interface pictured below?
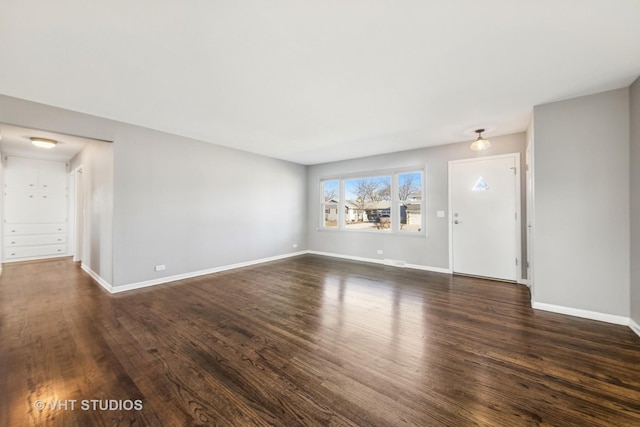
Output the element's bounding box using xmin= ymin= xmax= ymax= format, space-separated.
xmin=470 ymin=129 xmax=491 ymax=151
xmin=30 ymin=137 xmax=58 ymax=149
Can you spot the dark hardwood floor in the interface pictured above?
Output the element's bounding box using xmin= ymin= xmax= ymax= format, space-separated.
xmin=1 ymin=255 xmax=640 ymax=426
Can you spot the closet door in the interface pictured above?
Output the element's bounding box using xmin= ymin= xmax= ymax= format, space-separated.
xmin=38 ymin=161 xmax=67 ymax=192
xmin=4 ymin=191 xmax=39 ymax=223
xmin=3 ymin=156 xmax=69 ymax=262
xmin=39 ymin=193 xmax=67 ymax=223
xmin=4 ymin=157 xmax=38 ymax=190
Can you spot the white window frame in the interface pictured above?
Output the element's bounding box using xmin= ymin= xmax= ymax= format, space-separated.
xmin=319 ymin=167 xmax=425 ymax=235
xmin=396 ymin=170 xmax=424 ymax=233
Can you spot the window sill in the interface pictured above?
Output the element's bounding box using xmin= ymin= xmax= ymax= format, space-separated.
xmin=315 ymin=227 xmax=428 ymax=238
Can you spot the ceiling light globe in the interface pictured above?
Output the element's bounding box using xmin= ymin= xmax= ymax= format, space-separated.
xmin=470 ymin=138 xmax=491 ymax=151
xmin=30 ymin=137 xmax=57 ymax=149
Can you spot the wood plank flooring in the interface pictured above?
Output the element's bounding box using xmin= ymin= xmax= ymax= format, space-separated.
xmin=1 ymin=255 xmax=640 ymax=426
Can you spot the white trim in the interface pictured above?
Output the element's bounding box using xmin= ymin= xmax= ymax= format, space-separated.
xmin=67 ymin=169 xmax=75 ymax=259
xmin=517 ymin=279 xmax=529 ymax=286
xmin=111 ymin=251 xmax=308 ymax=293
xmin=318 ymin=167 xmax=427 ymax=236
xmin=308 ymin=250 xmax=451 ymax=274
xmin=532 ymin=301 xmax=629 ymax=325
xmin=405 ymin=263 xmax=452 ymax=274
xmin=3 ymin=254 xmax=69 ymax=263
xmin=77 ymin=251 xmax=640 ymax=339
xmin=448 ymin=153 xmax=522 ymax=282
xmin=629 ymin=319 xmax=640 ymax=339
xmin=72 ymin=165 xmax=84 ymax=263
xmin=309 ymin=250 xmax=385 ymax=266
xmin=525 ymin=128 xmax=535 ymax=294
xmin=81 ymin=262 xmax=113 ymax=293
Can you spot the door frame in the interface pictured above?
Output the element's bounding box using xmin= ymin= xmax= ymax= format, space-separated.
xmin=525 ymin=132 xmax=535 ymax=298
xmin=448 ymin=153 xmax=522 ymax=282
xmin=72 ymin=164 xmax=84 ymax=263
xmin=68 ymin=168 xmax=75 ymax=257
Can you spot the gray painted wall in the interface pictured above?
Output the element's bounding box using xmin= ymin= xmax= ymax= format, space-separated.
xmin=307 ymin=133 xmax=526 ymax=271
xmin=111 ymin=124 xmax=306 ymax=286
xmin=70 ymin=141 xmax=114 ymax=284
xmin=533 ymin=88 xmax=630 ymax=317
xmin=0 ymin=95 xmax=307 ymax=287
xmin=630 ymin=77 xmax=640 ymax=324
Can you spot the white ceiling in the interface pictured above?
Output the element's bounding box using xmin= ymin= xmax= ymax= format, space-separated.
xmin=0 ymin=125 xmax=95 ymax=161
xmin=1 ymin=1 xmax=639 ymax=165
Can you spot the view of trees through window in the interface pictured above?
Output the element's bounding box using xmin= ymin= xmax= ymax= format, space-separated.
xmin=398 ymin=172 xmax=422 ymax=232
xmin=344 ymin=176 xmax=391 ymax=230
xmin=321 ymin=170 xmax=423 ymax=233
xmin=322 ymin=180 xmax=339 ymax=228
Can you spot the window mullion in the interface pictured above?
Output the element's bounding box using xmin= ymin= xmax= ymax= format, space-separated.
xmin=391 ymin=174 xmax=399 ymax=232
xmin=339 ymin=179 xmax=345 ymax=229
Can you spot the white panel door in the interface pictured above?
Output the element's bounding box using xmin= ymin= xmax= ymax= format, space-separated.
xmin=38 ymin=193 xmax=67 ymax=223
xmin=4 ymin=191 xmax=39 ymax=223
xmin=451 ymin=155 xmax=519 ymax=281
xmin=4 ymin=156 xmax=38 ymax=190
xmin=38 ymin=160 xmax=67 ymax=192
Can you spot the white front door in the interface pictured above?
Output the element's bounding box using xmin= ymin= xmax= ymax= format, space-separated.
xmin=450 ymin=154 xmax=520 ymax=281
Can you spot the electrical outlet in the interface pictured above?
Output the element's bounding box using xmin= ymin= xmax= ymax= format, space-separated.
xmin=155 ymin=265 xmax=165 ymax=272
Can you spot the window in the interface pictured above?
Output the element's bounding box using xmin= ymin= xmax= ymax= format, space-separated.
xmin=344 ymin=176 xmax=391 ymax=231
xmin=321 ymin=180 xmax=339 ymax=228
xmin=320 ymin=169 xmax=424 ymax=234
xmin=398 ymin=172 xmax=422 ymax=232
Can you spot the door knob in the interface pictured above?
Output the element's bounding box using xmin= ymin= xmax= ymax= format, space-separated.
xmin=454 ymin=220 xmax=462 ymax=224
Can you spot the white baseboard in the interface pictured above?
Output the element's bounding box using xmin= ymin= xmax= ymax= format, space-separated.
xmin=81 ymin=263 xmax=113 ymax=293
xmin=405 ymin=262 xmax=452 ymax=274
xmin=307 ymin=250 xmax=451 ymax=274
xmin=111 ymin=251 xmax=308 ymax=294
xmin=86 ymin=249 xmax=450 ymax=294
xmin=3 ymin=254 xmax=69 ymax=263
xmin=532 ymin=301 xmax=629 ymax=326
xmin=74 ymin=253 xmax=640 ymax=340
xmin=629 ymin=319 xmax=640 ymax=339
xmin=308 ymin=250 xmax=385 ymax=266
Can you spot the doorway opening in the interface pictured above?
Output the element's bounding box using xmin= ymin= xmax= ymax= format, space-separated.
xmin=0 ymin=124 xmax=101 ymax=266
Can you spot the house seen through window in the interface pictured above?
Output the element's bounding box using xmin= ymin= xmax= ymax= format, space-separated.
xmin=397 ymin=172 xmax=422 ymax=232
xmin=322 ymin=180 xmax=339 ymax=228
